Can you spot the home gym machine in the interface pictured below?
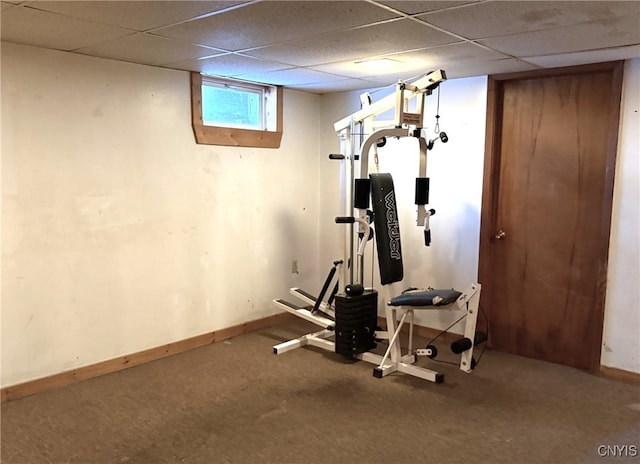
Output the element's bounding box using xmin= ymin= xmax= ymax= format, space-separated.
xmin=272 ymin=69 xmax=485 ymax=383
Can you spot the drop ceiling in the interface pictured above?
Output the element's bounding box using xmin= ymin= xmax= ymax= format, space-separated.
xmin=2 ymin=0 xmax=639 ymax=93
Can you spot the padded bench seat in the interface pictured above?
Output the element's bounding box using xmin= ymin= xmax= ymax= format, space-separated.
xmin=389 ymin=288 xmax=461 ymax=307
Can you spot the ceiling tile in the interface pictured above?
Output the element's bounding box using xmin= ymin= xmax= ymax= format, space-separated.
xmin=524 ymin=44 xmax=640 ymax=68
xmin=289 ymin=78 xmax=386 ymax=94
xmin=480 ymin=14 xmax=640 ymax=57
xmin=2 ymin=0 xmax=639 ymax=94
xmin=153 ymin=1 xmax=400 ymax=51
xmin=74 ymin=33 xmax=223 ymax=66
xmin=232 ymin=67 xmax=345 ymax=87
xmin=442 ymin=57 xmax=540 ymax=79
xmin=375 ymin=1 xmax=479 ymax=15
xmin=419 ymin=1 xmax=640 ymax=40
xmin=311 ymin=56 xmax=436 ymax=81
xmin=393 ymin=42 xmax=508 ymax=62
xmin=166 ymin=53 xmax=293 ymax=76
xmin=24 ymin=1 xmax=248 ymax=31
xmin=311 ymin=42 xmax=506 ymax=79
xmin=245 ymin=19 xmax=460 ymax=67
xmin=1 ymin=5 xmax=133 ymax=50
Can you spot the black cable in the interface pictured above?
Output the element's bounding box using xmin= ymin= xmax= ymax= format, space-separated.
xmin=423 ymin=301 xmax=490 ymax=369
xmin=428 ymin=358 xmax=459 ymax=367
xmin=434 ymin=85 xmax=441 ymax=134
xmin=425 ymin=311 xmax=467 ymax=347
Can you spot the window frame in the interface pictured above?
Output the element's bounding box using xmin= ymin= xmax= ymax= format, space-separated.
xmin=190 ymin=72 xmax=283 ymax=148
xmin=201 ymin=76 xmax=265 ymax=130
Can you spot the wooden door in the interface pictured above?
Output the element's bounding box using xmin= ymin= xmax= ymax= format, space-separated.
xmin=479 ymin=62 xmax=624 ymax=372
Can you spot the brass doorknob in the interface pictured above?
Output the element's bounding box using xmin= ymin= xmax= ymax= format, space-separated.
xmin=495 ymin=229 xmax=506 ymax=240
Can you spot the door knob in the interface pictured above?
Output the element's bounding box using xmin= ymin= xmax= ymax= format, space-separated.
xmin=495 ymin=229 xmax=506 ymax=240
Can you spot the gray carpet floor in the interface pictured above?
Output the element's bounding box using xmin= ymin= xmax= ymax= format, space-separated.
xmin=2 ymin=318 xmax=639 ymax=464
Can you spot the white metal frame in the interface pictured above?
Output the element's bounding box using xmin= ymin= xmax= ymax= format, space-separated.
xmin=272 ymin=69 xmax=485 ymax=383
xmin=272 ymin=293 xmax=385 ymax=367
xmin=374 ymin=283 xmax=482 ymax=381
xmin=272 ymin=283 xmax=483 ymax=382
xmin=334 ymin=70 xmax=446 ymax=292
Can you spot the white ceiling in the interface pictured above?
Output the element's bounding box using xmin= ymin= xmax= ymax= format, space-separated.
xmin=2 ymin=0 xmax=639 ymax=93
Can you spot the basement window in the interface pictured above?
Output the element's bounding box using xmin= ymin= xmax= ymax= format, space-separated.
xmin=190 ymin=73 xmax=283 ymax=148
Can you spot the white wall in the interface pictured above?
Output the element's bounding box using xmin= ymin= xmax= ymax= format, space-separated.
xmin=319 ymin=63 xmax=640 ymax=372
xmin=601 ymin=59 xmax=640 ymax=374
xmin=317 ymin=90 xmax=365 ymax=275
xmin=1 ymin=43 xmax=322 ymax=387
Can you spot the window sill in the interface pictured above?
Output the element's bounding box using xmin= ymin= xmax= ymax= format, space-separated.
xmin=192 ymin=124 xmax=283 ymax=148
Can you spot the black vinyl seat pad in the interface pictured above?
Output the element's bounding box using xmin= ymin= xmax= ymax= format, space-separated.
xmin=389 ymin=288 xmax=461 ymax=307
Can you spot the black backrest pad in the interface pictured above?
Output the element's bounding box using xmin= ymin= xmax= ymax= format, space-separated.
xmin=370 ymin=173 xmax=403 ymax=285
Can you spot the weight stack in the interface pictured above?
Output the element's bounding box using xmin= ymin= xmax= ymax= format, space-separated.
xmin=334 ymin=290 xmax=378 ymax=357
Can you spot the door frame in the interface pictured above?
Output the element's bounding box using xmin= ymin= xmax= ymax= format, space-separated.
xmin=478 ymin=61 xmax=625 ymax=372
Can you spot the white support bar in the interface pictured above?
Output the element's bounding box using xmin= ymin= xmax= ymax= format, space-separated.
xmin=397 ymin=363 xmax=442 ymax=382
xmin=355 ymin=351 xmax=383 ymax=365
xmin=306 ymin=334 xmax=336 ymax=351
xmin=289 ymin=287 xmax=316 ymax=306
xmin=272 ymin=299 xmax=334 ymax=329
xmin=334 ymin=70 xmax=446 ymax=132
xmin=273 ymin=329 xmax=334 ymax=355
xmin=377 ymin=310 xmax=410 ymax=369
xmin=357 ymin=127 xmax=429 ymax=228
xmin=358 ymin=127 xmax=409 ymax=178
xmin=373 ymin=362 xmax=398 ymax=378
xmin=273 ymin=337 xmax=308 ymax=354
xmin=289 ymin=287 xmax=335 ymax=317
xmin=459 ymin=283 xmax=482 ymax=372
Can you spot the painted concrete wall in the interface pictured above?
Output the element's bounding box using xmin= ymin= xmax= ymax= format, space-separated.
xmin=601 ymin=59 xmax=640 ymax=373
xmin=1 ymin=43 xmax=322 ymax=387
xmin=2 ymin=41 xmax=637 ymax=388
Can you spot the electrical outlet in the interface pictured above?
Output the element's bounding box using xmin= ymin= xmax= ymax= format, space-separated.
xmin=291 ymin=260 xmax=299 ymax=274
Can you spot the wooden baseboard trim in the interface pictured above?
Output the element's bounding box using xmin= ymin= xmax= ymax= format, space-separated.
xmin=1 ymin=312 xmax=294 ymax=404
xmin=600 ymin=365 xmax=640 ymax=385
